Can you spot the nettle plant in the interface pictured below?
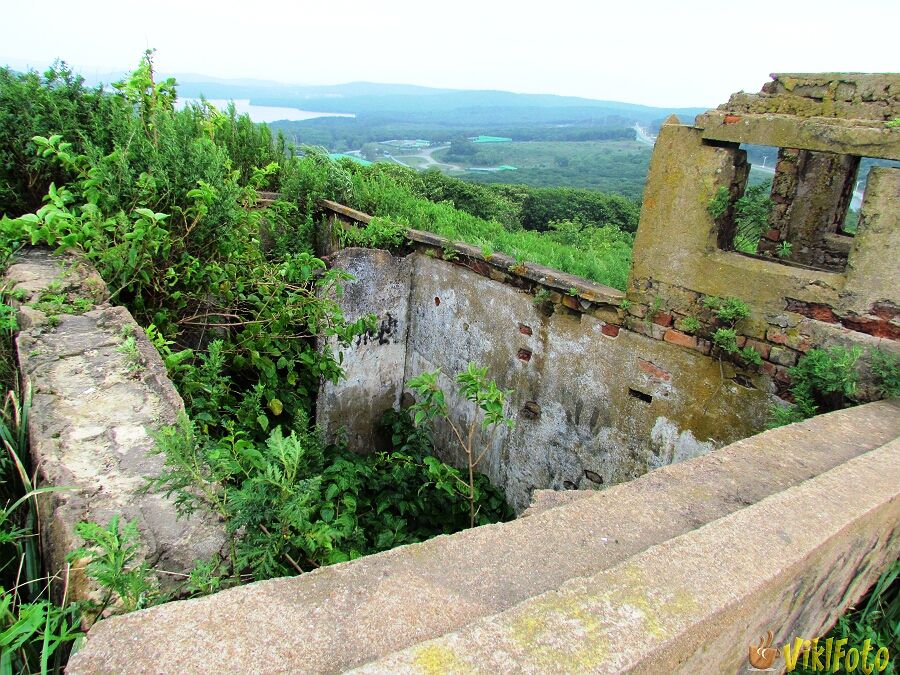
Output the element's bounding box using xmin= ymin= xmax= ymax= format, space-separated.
xmin=407 ymin=363 xmax=514 ymax=528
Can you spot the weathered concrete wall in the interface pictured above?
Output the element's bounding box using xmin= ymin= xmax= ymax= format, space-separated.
xmin=695 ymin=73 xmax=900 ymax=159
xmin=629 ymin=118 xmax=900 ymax=402
xmin=5 ymin=249 xmax=226 ymax=605
xmin=317 ymin=244 xmax=777 ymax=512
xmin=318 ymin=248 xmax=412 ymax=451
xmin=403 ymin=254 xmax=771 ymax=511
xmin=67 ymin=400 xmax=900 ymax=673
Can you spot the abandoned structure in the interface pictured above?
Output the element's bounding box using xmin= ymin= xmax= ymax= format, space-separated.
xmin=4 ymin=73 xmax=897 ymax=672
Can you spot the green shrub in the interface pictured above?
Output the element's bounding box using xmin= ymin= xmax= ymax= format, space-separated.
xmin=771 ymin=347 xmax=861 ymax=426
xmin=870 ymin=348 xmax=900 ymax=399
xmin=148 ymin=409 xmax=511 ymax=580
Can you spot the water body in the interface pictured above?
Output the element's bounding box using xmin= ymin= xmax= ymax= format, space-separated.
xmin=177 ymin=98 xmax=354 ymax=124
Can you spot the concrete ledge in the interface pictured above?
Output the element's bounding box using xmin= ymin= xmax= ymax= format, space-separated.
xmin=695 ymin=111 xmax=900 ymax=160
xmin=5 ymin=249 xmax=226 ymax=605
xmin=355 ymin=438 xmax=899 ymax=673
xmin=319 ymin=199 xmax=624 ymax=308
xmin=67 ymin=400 xmax=899 ymax=673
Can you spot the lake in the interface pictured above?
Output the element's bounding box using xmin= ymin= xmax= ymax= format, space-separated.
xmin=177 ymin=98 xmax=355 ymax=124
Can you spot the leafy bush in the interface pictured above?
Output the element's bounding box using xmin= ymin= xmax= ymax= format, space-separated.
xmin=148 ymin=409 xmax=511 ymax=580
xmin=870 ymin=348 xmax=900 ymax=399
xmin=707 ymin=182 xmax=774 ymax=254
xmin=703 ymin=296 xmax=759 ymax=365
xmin=0 ymin=50 xmax=516 ymax=670
xmin=772 ymin=347 xmax=862 ymax=426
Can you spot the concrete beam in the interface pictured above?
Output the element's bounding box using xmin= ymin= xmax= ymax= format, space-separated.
xmin=695 ymin=112 xmax=900 ymax=160
xmin=5 ymin=249 xmax=226 ymax=606
xmin=355 ymin=438 xmax=900 ymax=673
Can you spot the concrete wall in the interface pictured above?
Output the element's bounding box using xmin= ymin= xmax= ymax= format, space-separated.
xmin=319 ymin=246 xmax=774 ymax=512
xmin=4 ymin=249 xmax=226 ymax=606
xmin=318 ymin=248 xmax=412 ymax=451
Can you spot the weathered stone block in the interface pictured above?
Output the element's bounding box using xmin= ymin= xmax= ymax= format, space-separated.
xmin=769 ymin=345 xmax=799 ymax=367
xmin=5 ymin=249 xmax=226 ymax=606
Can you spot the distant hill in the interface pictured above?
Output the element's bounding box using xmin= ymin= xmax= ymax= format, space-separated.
xmin=171 ymin=77 xmax=705 ymax=124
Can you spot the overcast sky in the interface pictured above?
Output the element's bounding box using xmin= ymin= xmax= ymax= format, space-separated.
xmin=2 ymin=0 xmax=897 ymax=107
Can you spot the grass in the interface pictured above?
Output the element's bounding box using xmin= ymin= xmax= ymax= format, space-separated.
xmin=443 ymin=140 xmax=652 ymax=199
xmin=393 ymin=155 xmax=429 ymax=169
xmin=348 ymin=170 xmax=634 ymax=290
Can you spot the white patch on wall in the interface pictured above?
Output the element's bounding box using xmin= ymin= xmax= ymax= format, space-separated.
xmin=650 ymin=416 xmax=715 ymax=468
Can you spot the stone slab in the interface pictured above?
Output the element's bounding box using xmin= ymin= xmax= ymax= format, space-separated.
xmin=696 ymin=111 xmax=900 ymax=160
xmin=5 ymin=249 xmax=227 ymax=606
xmin=354 ymin=438 xmax=900 ymax=673
xmin=67 ymin=400 xmax=899 ymax=673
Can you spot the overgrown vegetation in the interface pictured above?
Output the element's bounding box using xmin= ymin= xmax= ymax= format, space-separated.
xmin=0 ymin=52 xmax=514 ymax=670
xmin=312 ymin=159 xmax=635 ymax=290
xmin=792 ymin=561 xmax=898 ymax=675
xmin=408 ymin=364 xmax=514 ymax=528
xmin=708 ymin=180 xmax=774 ymax=254
xmin=772 ymin=346 xmax=899 ymax=427
xmin=702 ymin=295 xmax=762 ymax=366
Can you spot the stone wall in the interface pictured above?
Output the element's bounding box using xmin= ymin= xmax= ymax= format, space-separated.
xmin=4 ymin=249 xmax=226 ymax=605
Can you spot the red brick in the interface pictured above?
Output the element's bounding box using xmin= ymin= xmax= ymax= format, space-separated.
xmin=651 ymin=312 xmax=673 ymax=327
xmin=784 ymin=299 xmax=840 ymax=323
xmin=663 ymin=329 xmax=697 ymax=349
xmin=724 ymin=114 xmax=742 ymax=124
xmin=519 ymin=323 xmax=533 ymax=336
xmin=765 ymin=228 xmax=782 ymax=242
xmin=517 ymin=348 xmax=532 ymax=362
xmin=745 ymin=339 xmax=771 ymax=360
xmin=638 ymin=359 xmax=671 ymax=381
xmin=601 ymin=323 xmax=620 ymax=338
xmin=871 ymin=302 xmax=899 ymax=321
xmin=766 ymin=328 xmax=788 ymax=345
xmin=736 ymin=335 xmax=747 ymax=348
xmin=842 ymin=315 xmax=900 ymax=340
xmin=760 ymin=361 xmax=777 ymax=378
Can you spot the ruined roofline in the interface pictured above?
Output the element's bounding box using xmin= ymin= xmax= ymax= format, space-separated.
xmin=694 ymin=72 xmax=900 ymax=159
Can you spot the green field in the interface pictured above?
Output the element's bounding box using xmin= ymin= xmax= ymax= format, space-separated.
xmin=435 ymin=140 xmax=652 ymax=200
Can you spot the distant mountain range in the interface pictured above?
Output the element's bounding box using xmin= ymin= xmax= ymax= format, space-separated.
xmin=170 ymin=76 xmax=707 ymax=123
xmin=2 ymin=59 xmax=707 ymax=126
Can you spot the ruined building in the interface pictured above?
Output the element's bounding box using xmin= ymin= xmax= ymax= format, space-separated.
xmin=6 ymin=74 xmax=897 ymax=672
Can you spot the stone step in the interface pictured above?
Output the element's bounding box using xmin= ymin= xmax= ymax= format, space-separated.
xmin=353 ymin=437 xmax=900 ymax=673
xmin=67 ymin=400 xmax=899 ymax=674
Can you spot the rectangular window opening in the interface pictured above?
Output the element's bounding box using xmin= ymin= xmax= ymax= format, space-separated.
xmin=714 ymin=147 xmax=899 ymax=273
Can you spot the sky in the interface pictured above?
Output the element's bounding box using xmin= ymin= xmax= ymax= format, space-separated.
xmin=1 ymin=0 xmax=898 ymax=108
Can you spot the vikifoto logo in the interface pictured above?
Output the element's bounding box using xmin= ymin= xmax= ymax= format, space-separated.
xmin=748 ymin=631 xmax=892 ymax=672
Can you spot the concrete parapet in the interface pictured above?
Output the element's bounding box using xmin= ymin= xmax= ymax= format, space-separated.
xmin=67 ymin=400 xmax=899 ymax=673
xmin=355 ymin=436 xmax=899 ymax=674
xmin=4 ymin=248 xmax=226 ymax=606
